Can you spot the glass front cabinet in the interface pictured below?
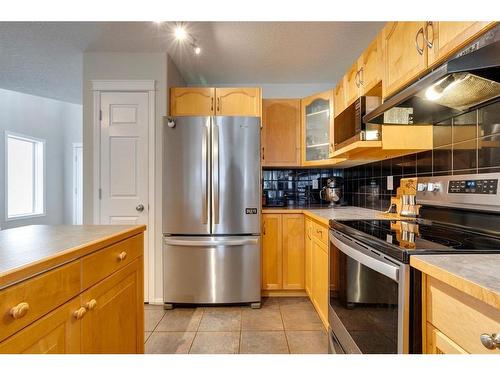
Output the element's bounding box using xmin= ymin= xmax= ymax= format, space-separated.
xmin=301 ymin=90 xmax=335 ymax=165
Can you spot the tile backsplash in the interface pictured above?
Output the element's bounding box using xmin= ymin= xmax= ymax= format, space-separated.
xmin=344 ymin=100 xmax=500 ymax=211
xmin=263 ymin=168 xmax=343 ymax=207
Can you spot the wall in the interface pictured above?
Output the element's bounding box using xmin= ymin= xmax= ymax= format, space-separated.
xmin=344 ymin=101 xmax=500 ymax=210
xmin=0 ymin=88 xmax=82 ymax=229
xmin=188 ymin=83 xmax=335 ymax=99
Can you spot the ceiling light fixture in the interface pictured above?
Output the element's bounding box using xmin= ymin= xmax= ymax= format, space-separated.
xmin=174 ymin=25 xmax=187 ymax=41
xmin=172 ymin=23 xmax=202 ymax=56
xmin=193 ymin=45 xmax=201 ymax=55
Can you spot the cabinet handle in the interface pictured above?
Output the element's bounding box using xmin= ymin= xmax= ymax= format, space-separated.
xmin=211 ymin=97 xmax=214 ymax=111
xmin=415 ymin=27 xmax=425 ymax=55
xmin=10 ymin=302 xmax=30 ymax=319
xmin=117 ymin=251 xmax=127 ymax=261
xmin=307 ymin=227 xmax=312 ymax=240
xmin=359 ymin=67 xmax=364 ymax=86
xmin=85 ymin=299 xmax=97 ymax=311
xmin=263 ymin=222 xmax=266 ymax=235
xmin=355 ymin=70 xmax=360 ymax=88
xmin=480 ymin=333 xmax=500 ymax=350
xmin=262 ymin=147 xmax=265 ymax=160
xmin=73 ymin=307 xmax=87 ymax=320
xmin=217 ymin=97 xmax=220 ymax=112
xmin=424 ymin=21 xmax=434 ymax=49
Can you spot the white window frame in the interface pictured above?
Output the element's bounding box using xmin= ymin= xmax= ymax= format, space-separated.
xmin=5 ymin=131 xmax=46 ymax=221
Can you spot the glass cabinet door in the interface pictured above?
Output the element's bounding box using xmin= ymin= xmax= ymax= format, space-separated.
xmin=304 ymin=98 xmax=331 ymax=162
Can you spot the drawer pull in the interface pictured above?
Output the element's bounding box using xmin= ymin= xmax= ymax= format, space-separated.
xmin=480 ymin=333 xmax=500 ymax=350
xmin=10 ymin=302 xmax=30 ymax=319
xmin=73 ymin=307 xmax=87 ymax=320
xmin=117 ymin=251 xmax=127 ymax=261
xmin=85 ymin=299 xmax=97 ymax=311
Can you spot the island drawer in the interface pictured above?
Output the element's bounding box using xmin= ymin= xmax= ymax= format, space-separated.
xmin=0 ymin=260 xmax=81 ymax=342
xmin=81 ymin=233 xmax=143 ymax=290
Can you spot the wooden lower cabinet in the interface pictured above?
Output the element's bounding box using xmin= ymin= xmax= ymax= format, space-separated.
xmin=261 ymin=213 xmax=304 ymax=292
xmin=426 ymin=323 xmax=468 ymax=354
xmin=0 ymin=297 xmax=82 ymax=354
xmin=305 ymin=218 xmax=313 ymax=295
xmin=82 ymin=258 xmax=144 ymax=354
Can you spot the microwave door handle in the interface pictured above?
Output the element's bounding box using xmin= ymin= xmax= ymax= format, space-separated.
xmin=331 ymin=234 xmax=399 ymax=282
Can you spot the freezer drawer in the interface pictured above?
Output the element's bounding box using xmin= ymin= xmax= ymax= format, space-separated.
xmin=163 ymin=236 xmax=261 ymax=304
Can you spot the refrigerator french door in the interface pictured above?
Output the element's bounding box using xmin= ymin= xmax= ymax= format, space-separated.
xmin=163 ymin=116 xmax=261 ymax=306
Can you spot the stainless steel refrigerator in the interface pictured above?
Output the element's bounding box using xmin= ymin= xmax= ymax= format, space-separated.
xmin=162 ymin=116 xmax=261 ymax=308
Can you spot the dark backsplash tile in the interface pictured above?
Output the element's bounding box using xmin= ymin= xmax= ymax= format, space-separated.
xmin=343 ymin=100 xmax=499 ymax=211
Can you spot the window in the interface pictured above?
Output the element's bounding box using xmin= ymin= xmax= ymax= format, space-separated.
xmin=5 ymin=132 xmax=45 ymax=219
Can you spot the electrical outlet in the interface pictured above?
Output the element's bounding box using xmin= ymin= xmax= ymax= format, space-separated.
xmin=387 ymin=176 xmax=394 ymax=191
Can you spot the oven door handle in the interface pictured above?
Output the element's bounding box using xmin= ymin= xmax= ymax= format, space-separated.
xmin=331 ymin=234 xmax=400 ymax=282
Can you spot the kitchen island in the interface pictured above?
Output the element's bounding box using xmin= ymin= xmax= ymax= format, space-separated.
xmin=0 ymin=224 xmax=146 ymax=354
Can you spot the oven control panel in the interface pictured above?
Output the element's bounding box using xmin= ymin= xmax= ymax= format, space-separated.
xmin=448 ymin=179 xmax=498 ymax=194
xmin=416 ymin=172 xmax=500 ymax=213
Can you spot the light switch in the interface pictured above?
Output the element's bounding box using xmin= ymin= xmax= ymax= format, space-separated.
xmin=387 ymin=176 xmax=394 ymax=191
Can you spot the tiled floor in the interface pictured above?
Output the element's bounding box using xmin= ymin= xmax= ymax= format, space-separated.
xmin=144 ymin=297 xmax=328 ymax=354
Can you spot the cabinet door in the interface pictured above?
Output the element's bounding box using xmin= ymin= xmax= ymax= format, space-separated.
xmin=282 ymin=214 xmax=305 ymax=290
xmin=312 ymin=240 xmax=329 ymax=327
xmin=301 ymin=90 xmax=334 ymax=165
xmin=0 ymin=296 xmax=82 ymax=354
xmin=262 ymin=214 xmax=283 ymax=290
xmin=427 ymin=22 xmax=495 ymax=67
xmin=262 ymin=99 xmax=301 ymax=167
xmin=305 ymin=219 xmax=313 ymax=296
xmin=359 ymin=33 xmax=382 ymax=96
xmin=344 ymin=62 xmax=360 ymax=107
xmin=81 ymin=258 xmax=144 ymax=354
xmin=215 ymin=87 xmax=261 ymax=116
xmin=383 ymin=22 xmax=427 ymax=98
xmin=426 ymin=323 xmax=468 ymax=354
xmin=170 ymin=87 xmax=215 ymax=116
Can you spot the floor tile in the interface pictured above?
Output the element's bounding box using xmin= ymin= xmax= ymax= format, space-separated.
xmin=145 ymin=332 xmax=195 ymax=354
xmin=286 ymin=331 xmax=328 ymax=354
xmin=145 ymin=308 xmax=166 ymax=331
xmin=156 ymin=308 xmax=203 ymax=332
xmin=240 ymin=331 xmax=289 ymax=354
xmin=189 ymin=332 xmax=240 ymax=354
xmin=281 ymin=307 xmax=323 ymax=331
xmin=198 ymin=310 xmax=241 ymax=332
xmin=201 ymin=306 xmax=242 ymax=313
xmin=278 ymin=297 xmax=311 ymax=307
xmin=241 ymin=308 xmax=283 ymax=331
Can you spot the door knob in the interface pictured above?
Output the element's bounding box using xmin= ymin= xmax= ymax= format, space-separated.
xmin=136 ymin=204 xmax=144 ymax=212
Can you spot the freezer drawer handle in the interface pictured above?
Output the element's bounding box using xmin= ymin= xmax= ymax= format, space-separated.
xmin=164 ymin=238 xmax=259 ymax=247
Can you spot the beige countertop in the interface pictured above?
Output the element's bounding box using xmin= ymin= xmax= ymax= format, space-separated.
xmin=262 ymin=206 xmax=404 ymax=225
xmin=0 ymin=225 xmax=146 ymax=289
xmin=411 ymin=254 xmax=500 ymax=309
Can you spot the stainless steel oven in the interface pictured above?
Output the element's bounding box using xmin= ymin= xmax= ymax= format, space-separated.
xmin=328 ymin=229 xmax=410 ymax=354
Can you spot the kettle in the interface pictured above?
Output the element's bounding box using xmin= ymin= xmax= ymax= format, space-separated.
xmin=320 ymin=178 xmax=343 ymax=207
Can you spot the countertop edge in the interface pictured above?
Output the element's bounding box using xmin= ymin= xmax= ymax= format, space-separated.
xmin=0 ymin=225 xmax=146 ymax=289
xmin=410 ymin=256 xmax=500 ymax=310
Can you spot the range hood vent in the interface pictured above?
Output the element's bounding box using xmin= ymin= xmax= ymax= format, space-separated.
xmin=365 ymin=24 xmax=500 ymax=125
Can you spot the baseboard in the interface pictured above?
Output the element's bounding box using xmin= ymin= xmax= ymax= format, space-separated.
xmin=261 ymin=290 xmax=308 ymax=297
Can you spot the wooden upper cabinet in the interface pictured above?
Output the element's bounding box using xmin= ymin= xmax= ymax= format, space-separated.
xmin=215 ymin=87 xmax=262 ymax=117
xmin=334 ymin=81 xmax=346 ymax=116
xmin=81 ymin=258 xmax=144 ymax=354
xmin=344 ymin=62 xmax=360 ymax=107
xmin=262 ymin=214 xmax=283 ymax=290
xmin=262 ymin=99 xmax=301 ymax=167
xmin=358 ymin=33 xmax=382 ymax=96
xmin=170 ymin=87 xmax=215 ymax=116
xmin=383 ymin=22 xmax=428 ymax=98
xmin=0 ymin=297 xmax=82 ymax=354
xmin=282 ymin=214 xmax=305 ymax=290
xmin=427 ymin=22 xmax=496 ymax=67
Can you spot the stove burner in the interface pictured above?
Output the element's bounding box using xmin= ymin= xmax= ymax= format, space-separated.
xmin=420 ymin=235 xmax=463 ymax=248
xmin=462 ymin=236 xmax=500 ymax=249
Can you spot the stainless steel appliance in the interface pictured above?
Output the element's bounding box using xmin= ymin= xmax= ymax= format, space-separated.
xmin=365 ymin=24 xmax=500 ymax=125
xmin=328 ymin=172 xmax=500 ymax=354
xmin=333 ymin=96 xmax=381 ymax=150
xmin=320 ymin=177 xmax=344 ymax=207
xmin=163 ymin=116 xmax=261 ymax=308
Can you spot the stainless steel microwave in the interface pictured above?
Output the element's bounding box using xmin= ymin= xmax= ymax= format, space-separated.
xmin=333 ymin=96 xmax=381 ymax=150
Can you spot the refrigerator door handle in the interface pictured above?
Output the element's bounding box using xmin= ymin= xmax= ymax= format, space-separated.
xmin=201 ymin=119 xmax=209 ymax=224
xmin=164 ymin=237 xmax=259 ymax=247
xmin=213 ymin=120 xmax=220 ymax=224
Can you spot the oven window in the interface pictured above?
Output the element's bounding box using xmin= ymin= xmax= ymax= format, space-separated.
xmin=330 ymin=249 xmax=399 ymax=354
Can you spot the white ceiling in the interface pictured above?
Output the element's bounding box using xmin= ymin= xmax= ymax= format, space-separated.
xmin=0 ymin=22 xmax=384 ymax=104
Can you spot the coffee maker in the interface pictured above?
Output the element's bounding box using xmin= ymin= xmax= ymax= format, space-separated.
xmin=319 ymin=176 xmax=344 ymax=206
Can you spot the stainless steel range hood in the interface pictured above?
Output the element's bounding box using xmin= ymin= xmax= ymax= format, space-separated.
xmin=364 ymin=24 xmax=500 ymax=125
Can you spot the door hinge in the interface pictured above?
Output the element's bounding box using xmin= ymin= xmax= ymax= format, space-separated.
xmin=99 ymin=110 xmax=102 ymax=121
xmin=98 ymin=188 xmax=102 ymax=200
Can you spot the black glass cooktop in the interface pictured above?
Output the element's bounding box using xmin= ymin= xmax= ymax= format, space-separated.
xmin=330 ymin=219 xmax=500 ymax=263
